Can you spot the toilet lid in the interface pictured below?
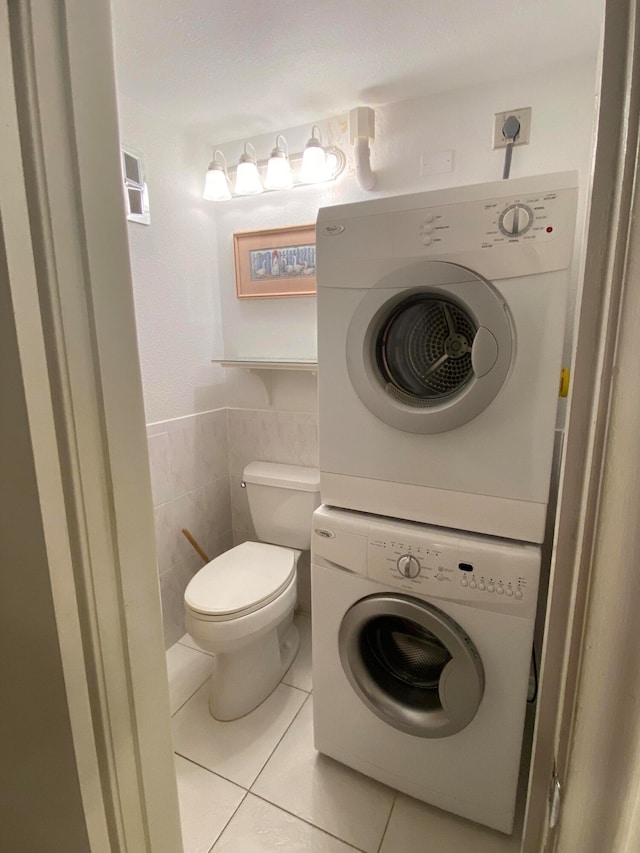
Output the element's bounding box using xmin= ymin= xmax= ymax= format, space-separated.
xmin=184 ymin=541 xmax=296 ymax=619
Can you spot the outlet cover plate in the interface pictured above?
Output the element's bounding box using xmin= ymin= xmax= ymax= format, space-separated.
xmin=420 ymin=150 xmax=454 ymax=176
xmin=493 ymin=107 xmax=532 ymax=149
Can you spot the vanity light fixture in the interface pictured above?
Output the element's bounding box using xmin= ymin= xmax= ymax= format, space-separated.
xmin=264 ymin=135 xmax=294 ymax=190
xmin=299 ymin=125 xmax=327 ymax=184
xmin=234 ymin=142 xmax=263 ymax=195
xmin=202 ymin=150 xmax=231 ymax=201
xmin=203 ymin=121 xmax=352 ymax=201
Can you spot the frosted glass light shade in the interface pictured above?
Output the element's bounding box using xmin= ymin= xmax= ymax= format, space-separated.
xmin=264 ymin=153 xmax=294 ymax=189
xmin=235 ymin=160 xmax=263 ymax=195
xmin=300 ymin=144 xmax=327 ymax=184
xmin=203 ymin=166 xmax=231 ymax=201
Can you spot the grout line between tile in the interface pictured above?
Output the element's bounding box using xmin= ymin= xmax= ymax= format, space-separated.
xmin=280 ymin=676 xmax=311 ymax=693
xmin=246 ymin=790 xmax=366 ymax=853
xmin=176 ymin=637 xmax=215 ymax=657
xmin=173 ymin=750 xmax=250 ymax=792
xmin=225 ymin=405 xmax=318 ymax=416
xmin=376 ymin=790 xmax=398 ymax=853
xmin=248 ymin=690 xmax=311 ymax=791
xmin=152 ymin=477 xmax=230 ymax=510
xmin=147 ymin=407 xmax=228 ymax=431
xmin=170 ymin=674 xmax=212 ymax=718
xmin=206 ymin=789 xmax=250 ymax=853
xmin=172 ymin=685 xmax=308 ymax=790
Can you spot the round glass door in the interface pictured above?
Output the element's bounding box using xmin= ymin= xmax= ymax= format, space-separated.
xmin=339 ymin=594 xmax=484 ymax=738
xmin=377 ymin=295 xmax=478 ymax=407
xmin=345 ymin=260 xmax=514 ymax=434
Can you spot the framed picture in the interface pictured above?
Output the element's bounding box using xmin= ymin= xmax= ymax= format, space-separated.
xmin=233 ymin=224 xmax=316 ymax=298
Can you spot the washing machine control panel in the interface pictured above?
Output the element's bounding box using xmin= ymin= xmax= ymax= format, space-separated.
xmin=366 ymin=530 xmax=539 ymax=614
xmin=396 ymin=554 xmax=421 ymax=579
xmin=369 ymin=535 xmax=459 ymax=594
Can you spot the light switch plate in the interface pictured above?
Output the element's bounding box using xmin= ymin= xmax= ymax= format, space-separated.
xmin=493 ymin=107 xmax=532 ymax=149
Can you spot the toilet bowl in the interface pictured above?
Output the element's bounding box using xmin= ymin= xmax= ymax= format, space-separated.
xmin=184 ymin=462 xmax=320 ymax=721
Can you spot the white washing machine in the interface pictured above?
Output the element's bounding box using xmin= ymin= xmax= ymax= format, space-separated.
xmin=311 ymin=505 xmax=540 ymax=835
xmin=316 ymin=172 xmax=578 ymax=542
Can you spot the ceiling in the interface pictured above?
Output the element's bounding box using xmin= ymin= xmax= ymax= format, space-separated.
xmin=110 ymin=0 xmax=603 ymax=144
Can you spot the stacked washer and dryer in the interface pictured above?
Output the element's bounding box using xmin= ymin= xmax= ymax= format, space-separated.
xmin=311 ymin=172 xmax=578 ymax=834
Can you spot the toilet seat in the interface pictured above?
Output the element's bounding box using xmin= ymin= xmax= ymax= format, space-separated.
xmin=184 ymin=541 xmax=296 ymax=621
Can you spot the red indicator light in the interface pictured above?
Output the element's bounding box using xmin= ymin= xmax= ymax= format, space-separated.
xmin=546 ymin=226 xmax=553 ymax=233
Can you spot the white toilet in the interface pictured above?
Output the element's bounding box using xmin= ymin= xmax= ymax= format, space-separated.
xmin=184 ymin=461 xmax=320 ymax=721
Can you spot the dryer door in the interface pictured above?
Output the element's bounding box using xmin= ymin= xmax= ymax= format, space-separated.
xmin=346 ymin=260 xmax=513 ymax=433
xmin=339 ymin=593 xmax=484 ymax=738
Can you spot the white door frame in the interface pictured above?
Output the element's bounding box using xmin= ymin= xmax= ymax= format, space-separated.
xmin=4 ymin=0 xmax=638 ymax=850
xmin=523 ymin=1 xmax=640 ymax=850
xmin=2 ymin=1 xmax=182 ymax=850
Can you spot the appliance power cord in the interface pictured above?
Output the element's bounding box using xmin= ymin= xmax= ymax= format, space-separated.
xmin=502 ymin=114 xmax=521 ymax=179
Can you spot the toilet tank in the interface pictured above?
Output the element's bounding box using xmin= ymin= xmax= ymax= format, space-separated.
xmin=243 ymin=462 xmax=321 ymax=550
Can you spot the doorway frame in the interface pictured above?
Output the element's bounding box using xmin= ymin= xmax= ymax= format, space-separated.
xmin=2 ymin=1 xmax=182 ymax=850
xmin=3 ymin=0 xmax=639 ymax=850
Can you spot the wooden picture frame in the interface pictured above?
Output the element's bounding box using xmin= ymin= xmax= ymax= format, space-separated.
xmin=233 ymin=224 xmax=317 ymax=298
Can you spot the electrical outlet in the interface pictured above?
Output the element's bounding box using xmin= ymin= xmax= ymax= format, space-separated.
xmin=493 ymin=107 xmax=532 ymax=149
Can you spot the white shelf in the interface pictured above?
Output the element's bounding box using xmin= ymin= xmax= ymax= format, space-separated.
xmin=213 ymin=358 xmax=317 ymax=372
xmin=212 ymin=358 xmax=317 ymax=404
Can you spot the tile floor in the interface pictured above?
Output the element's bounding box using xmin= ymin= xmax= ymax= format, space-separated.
xmin=168 ymin=612 xmax=524 ymax=852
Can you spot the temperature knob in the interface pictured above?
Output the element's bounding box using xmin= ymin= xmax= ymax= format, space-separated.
xmin=397 ymin=554 xmax=421 ymax=579
xmin=499 ymin=203 xmax=533 ymax=236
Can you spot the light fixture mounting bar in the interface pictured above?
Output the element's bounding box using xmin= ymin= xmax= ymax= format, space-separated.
xmin=215 ymin=146 xmax=346 ymax=198
xmin=225 ymin=147 xmax=345 ymax=180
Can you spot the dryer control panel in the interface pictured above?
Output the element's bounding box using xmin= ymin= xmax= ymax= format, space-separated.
xmin=392 ymin=186 xmax=576 ymax=258
xmin=317 ymin=175 xmax=578 ymax=284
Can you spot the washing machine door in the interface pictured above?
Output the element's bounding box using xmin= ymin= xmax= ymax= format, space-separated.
xmin=339 ymin=593 xmax=485 ymax=738
xmin=346 ymin=260 xmax=513 ymax=433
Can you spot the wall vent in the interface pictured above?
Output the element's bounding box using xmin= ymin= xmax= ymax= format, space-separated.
xmin=121 ymin=146 xmax=150 ymax=225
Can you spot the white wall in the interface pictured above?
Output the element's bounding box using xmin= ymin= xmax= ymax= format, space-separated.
xmin=115 ymin=54 xmax=598 ymax=644
xmin=116 ymin=57 xmax=597 ymax=422
xmin=116 ymin=94 xmax=227 ymax=424
xmin=210 ymin=56 xmax=597 ymax=410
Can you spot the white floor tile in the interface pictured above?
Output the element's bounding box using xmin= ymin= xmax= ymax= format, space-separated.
xmin=213 ymin=794 xmax=359 ymax=852
xmin=166 ymin=642 xmax=213 ymax=715
xmin=174 ymin=755 xmax=245 ymax=853
xmin=178 ymin=632 xmax=214 ymax=657
xmin=172 ymin=681 xmax=307 ymax=789
xmin=379 ymin=793 xmax=521 ymax=853
xmin=252 ymin=696 xmax=395 ymax=853
xmin=282 ymin=612 xmax=312 ymax=693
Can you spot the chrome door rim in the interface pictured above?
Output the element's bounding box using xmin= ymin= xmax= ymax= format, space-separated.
xmin=339 ymin=593 xmax=485 ymax=738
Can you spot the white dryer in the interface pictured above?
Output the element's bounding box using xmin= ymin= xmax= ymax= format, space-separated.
xmin=311 ymin=505 xmax=540 ymax=834
xmin=316 ymin=172 xmax=578 ymax=542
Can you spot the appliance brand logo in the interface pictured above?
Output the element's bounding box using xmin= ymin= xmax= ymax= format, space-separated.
xmin=320 ymin=225 xmax=345 ymax=237
xmin=315 ymin=527 xmax=335 ymax=539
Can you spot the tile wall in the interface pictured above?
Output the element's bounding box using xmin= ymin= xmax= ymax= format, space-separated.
xmin=148 ymin=406 xmax=319 ymax=647
xmin=148 ymin=409 xmax=232 ymax=648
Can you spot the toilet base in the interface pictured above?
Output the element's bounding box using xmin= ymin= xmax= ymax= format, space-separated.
xmin=208 ymin=614 xmax=299 ymax=721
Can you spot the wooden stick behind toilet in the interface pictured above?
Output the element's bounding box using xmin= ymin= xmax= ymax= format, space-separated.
xmin=181 ymin=528 xmax=210 ymax=564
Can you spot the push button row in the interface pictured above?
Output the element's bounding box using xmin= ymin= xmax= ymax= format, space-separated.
xmin=419 ymin=216 xmax=435 ymax=246
xmin=460 ymin=577 xmax=523 ymax=598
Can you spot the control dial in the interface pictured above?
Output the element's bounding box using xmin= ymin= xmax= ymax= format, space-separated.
xmin=397 ymin=554 xmax=421 ymax=579
xmin=498 ymin=203 xmax=533 ymax=237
